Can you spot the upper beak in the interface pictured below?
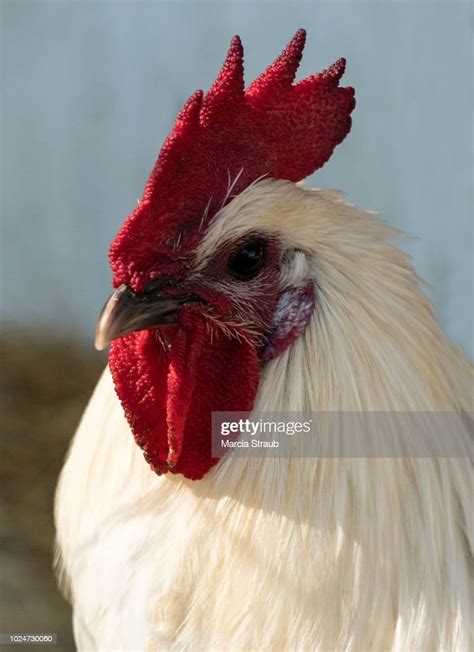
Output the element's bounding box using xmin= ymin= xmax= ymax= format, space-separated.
xmin=95 ymin=282 xmax=199 ymax=351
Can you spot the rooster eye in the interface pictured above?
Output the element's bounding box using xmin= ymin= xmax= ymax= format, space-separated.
xmin=227 ymin=237 xmax=267 ymax=280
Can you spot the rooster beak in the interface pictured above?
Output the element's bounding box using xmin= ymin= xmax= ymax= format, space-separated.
xmin=95 ymin=282 xmax=199 ymax=351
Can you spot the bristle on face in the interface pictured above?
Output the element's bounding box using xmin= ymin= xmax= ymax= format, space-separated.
xmin=110 ymin=29 xmax=355 ymax=292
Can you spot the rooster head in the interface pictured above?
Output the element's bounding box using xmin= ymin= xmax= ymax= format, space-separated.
xmin=95 ymin=29 xmax=355 ymax=480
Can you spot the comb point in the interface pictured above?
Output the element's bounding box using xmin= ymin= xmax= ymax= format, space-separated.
xmin=326 ymin=57 xmax=346 ymax=85
xmin=248 ymin=28 xmax=307 ymax=96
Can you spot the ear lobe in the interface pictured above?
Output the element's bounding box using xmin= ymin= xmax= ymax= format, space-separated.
xmin=261 ymin=282 xmax=315 ymax=362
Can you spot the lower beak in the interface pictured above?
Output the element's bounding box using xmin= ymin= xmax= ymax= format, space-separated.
xmin=95 ymin=283 xmax=199 ymax=351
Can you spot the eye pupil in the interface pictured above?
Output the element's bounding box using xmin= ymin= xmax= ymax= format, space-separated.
xmin=228 ymin=237 xmax=267 ymax=280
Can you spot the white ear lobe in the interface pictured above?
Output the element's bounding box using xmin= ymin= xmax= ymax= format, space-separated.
xmin=279 ymin=249 xmax=310 ymax=289
xmin=261 ymin=282 xmax=315 ymax=362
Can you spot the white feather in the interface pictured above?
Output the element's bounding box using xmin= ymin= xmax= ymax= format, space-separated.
xmin=55 ymin=179 xmax=473 ymax=650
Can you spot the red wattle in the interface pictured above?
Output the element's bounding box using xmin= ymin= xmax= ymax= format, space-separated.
xmin=109 ymin=308 xmax=260 ymax=480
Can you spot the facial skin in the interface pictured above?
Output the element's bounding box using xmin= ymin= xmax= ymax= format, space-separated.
xmin=97 ymin=232 xmax=284 ymax=351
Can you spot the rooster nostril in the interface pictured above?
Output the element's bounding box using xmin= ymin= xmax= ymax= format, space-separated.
xmin=143 ymin=276 xmax=176 ymax=295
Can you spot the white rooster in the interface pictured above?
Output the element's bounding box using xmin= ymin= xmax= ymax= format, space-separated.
xmin=55 ymin=30 xmax=473 ymax=651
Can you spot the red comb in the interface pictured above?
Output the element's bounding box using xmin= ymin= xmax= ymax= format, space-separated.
xmin=110 ymin=29 xmax=355 ymax=291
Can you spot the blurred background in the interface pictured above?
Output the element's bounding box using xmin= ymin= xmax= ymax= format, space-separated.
xmin=1 ymin=1 xmax=472 ymax=649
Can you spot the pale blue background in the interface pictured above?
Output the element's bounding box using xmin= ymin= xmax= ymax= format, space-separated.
xmin=1 ymin=0 xmax=473 ymax=357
